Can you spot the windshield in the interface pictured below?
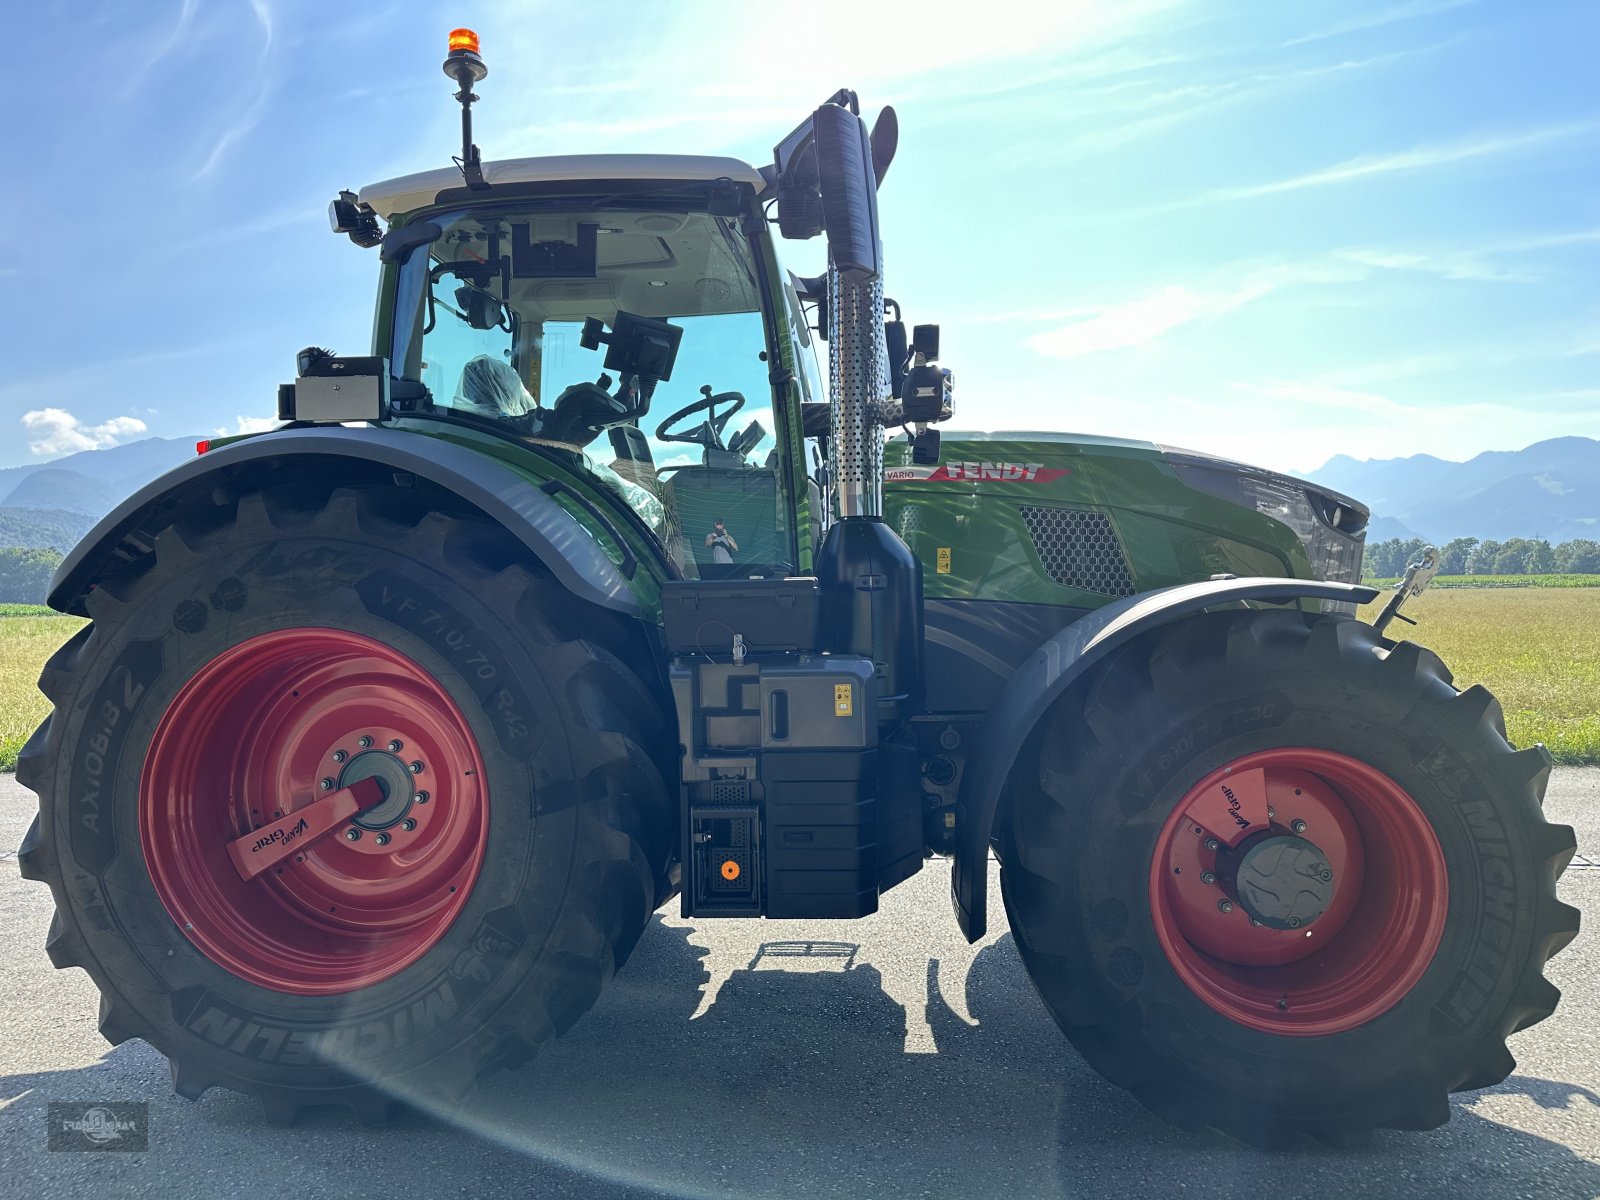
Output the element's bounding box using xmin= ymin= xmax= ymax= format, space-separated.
xmin=390 ymin=202 xmax=792 ymax=579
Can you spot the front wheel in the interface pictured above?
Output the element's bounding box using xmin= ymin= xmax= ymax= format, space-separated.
xmin=1000 ymin=610 xmax=1579 ymax=1145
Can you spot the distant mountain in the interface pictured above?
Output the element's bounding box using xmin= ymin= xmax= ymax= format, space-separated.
xmin=0 ymin=437 xmax=196 ymax=554
xmin=1306 ymin=437 xmax=1600 ymax=543
xmin=1364 ymin=515 xmax=1426 ymax=543
xmin=1 ymin=468 xmax=122 ymax=516
xmin=0 ymin=507 xmax=95 ymax=554
xmin=0 ymin=437 xmax=195 ymax=510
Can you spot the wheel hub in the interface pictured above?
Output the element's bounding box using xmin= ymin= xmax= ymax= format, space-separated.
xmin=339 ymin=749 xmax=418 ymax=829
xmin=1225 ymin=833 xmax=1334 ymax=930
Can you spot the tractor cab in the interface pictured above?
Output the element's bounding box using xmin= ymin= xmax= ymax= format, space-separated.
xmin=357 ymin=165 xmax=806 ymax=581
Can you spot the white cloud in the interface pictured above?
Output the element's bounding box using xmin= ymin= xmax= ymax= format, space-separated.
xmin=1023 ymin=225 xmax=1595 ymax=360
xmin=119 ymin=0 xmax=199 ymax=100
xmin=215 ymin=416 xmax=280 ymax=436
xmin=22 ymin=408 xmax=149 ymax=457
xmin=1027 ymin=286 xmax=1227 ymax=357
xmin=1333 ymin=247 xmax=1535 ymax=283
xmin=1026 ymin=260 xmax=1359 ymax=357
xmin=1122 ymin=119 xmax=1600 ymax=219
xmin=1059 ymin=40 xmax=1462 ymax=156
xmin=1283 ymin=0 xmax=1476 ymax=48
xmin=190 ymin=0 xmax=275 ymax=180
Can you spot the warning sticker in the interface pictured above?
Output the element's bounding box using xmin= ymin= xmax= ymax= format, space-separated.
xmin=936 ymin=547 xmax=952 ymax=574
xmin=834 ymin=683 xmax=854 ymax=717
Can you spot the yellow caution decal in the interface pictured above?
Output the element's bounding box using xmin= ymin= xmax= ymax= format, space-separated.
xmin=834 ymin=683 xmax=854 ymax=717
xmin=936 ymin=547 xmax=952 ymax=574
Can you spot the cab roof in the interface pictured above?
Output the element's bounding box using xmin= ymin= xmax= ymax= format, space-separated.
xmin=358 ymin=154 xmax=768 ymax=220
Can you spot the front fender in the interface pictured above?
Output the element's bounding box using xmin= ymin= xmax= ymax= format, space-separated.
xmin=951 ymin=576 xmax=1379 ymax=941
xmin=48 ymin=426 xmax=644 ymax=619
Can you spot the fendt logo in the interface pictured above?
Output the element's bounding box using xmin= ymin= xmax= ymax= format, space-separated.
xmin=885 ymin=461 xmax=1071 ymax=484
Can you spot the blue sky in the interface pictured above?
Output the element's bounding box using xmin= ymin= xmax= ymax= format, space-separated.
xmin=1 ymin=0 xmax=1595 ymax=475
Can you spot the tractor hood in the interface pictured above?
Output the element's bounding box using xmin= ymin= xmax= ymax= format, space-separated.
xmin=883 ymin=431 xmax=1370 ymax=604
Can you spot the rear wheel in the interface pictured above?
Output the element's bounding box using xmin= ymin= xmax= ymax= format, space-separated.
xmin=1000 ymin=610 xmax=1580 ymax=1145
xmin=17 ymin=485 xmax=673 ymax=1124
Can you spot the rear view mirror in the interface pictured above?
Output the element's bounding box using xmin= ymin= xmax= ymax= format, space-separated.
xmin=771 ymin=92 xmax=888 ymax=284
xmin=456 ymin=285 xmax=503 ymax=330
xmin=885 ymin=319 xmax=908 ymax=398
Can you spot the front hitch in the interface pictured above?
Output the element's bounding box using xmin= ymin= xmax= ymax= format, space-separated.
xmin=1372 ymin=545 xmax=1440 ymax=637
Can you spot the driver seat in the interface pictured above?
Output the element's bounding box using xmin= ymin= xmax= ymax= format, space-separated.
xmin=454 ymin=355 xmax=536 ymax=417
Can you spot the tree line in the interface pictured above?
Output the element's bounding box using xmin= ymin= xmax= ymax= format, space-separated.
xmin=1363 ymin=537 xmax=1600 ymax=578
xmin=0 ymin=547 xmax=65 ymax=604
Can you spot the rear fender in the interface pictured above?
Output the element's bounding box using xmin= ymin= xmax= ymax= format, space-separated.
xmin=951 ymin=577 xmax=1379 ymax=941
xmin=48 ymin=426 xmax=645 ymax=619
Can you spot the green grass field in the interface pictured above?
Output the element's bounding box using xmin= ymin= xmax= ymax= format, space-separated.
xmin=1365 ymin=574 xmax=1600 ymax=589
xmin=1 ymin=589 xmax=1597 ymax=772
xmin=1 ymin=615 xmax=86 ymax=772
xmin=1358 ymin=588 xmax=1599 ymax=763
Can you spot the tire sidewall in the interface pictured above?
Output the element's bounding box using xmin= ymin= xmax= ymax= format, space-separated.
xmin=46 ymin=515 xmax=592 ymax=1087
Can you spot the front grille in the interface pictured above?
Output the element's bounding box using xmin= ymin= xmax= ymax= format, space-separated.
xmin=1019 ymin=506 xmax=1136 ymax=597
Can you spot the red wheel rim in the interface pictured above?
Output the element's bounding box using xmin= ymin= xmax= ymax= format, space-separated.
xmin=141 ymin=629 xmax=489 ymax=995
xmin=1149 ymin=747 xmax=1447 ymax=1036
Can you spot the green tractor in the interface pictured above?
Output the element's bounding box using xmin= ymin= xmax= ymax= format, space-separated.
xmin=17 ymin=31 xmax=1578 ymax=1143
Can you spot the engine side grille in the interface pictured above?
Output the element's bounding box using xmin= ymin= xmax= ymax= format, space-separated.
xmin=1019 ymin=506 xmax=1136 ymax=597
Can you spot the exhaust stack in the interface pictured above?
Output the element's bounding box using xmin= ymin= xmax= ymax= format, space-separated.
xmin=827 ymin=268 xmax=889 ymax=518
xmin=794 ymin=98 xmax=923 ymax=719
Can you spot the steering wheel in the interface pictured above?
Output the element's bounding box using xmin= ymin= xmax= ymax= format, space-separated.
xmin=655 ymin=385 xmax=745 ymax=450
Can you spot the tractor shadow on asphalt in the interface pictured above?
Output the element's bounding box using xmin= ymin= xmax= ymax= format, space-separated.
xmin=0 ymin=914 xmax=1593 ymax=1198
xmin=427 ymin=915 xmax=1600 ymax=1199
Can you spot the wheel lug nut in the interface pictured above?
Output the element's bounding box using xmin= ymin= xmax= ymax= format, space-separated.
xmin=1200 ymin=871 xmax=1217 ymax=885
xmin=375 ymin=832 xmax=390 ymax=846
xmin=388 ymin=739 xmax=403 ymax=752
xmin=345 ymin=828 xmax=361 ymax=841
xmin=409 ymin=760 xmax=425 ymax=775
xmin=415 ymin=791 xmax=430 ymax=804
xmin=1291 ymin=819 xmax=1307 ymax=834
xmin=402 ymin=818 xmax=417 ymax=832
xmin=332 ymin=749 xmax=347 ymax=764
xmin=359 ymin=736 xmax=373 ymax=749
xmin=1204 ymin=837 xmax=1220 ymax=852
xmin=320 ymin=778 xmax=335 ymax=791
xmin=1217 ymin=899 xmax=1234 ymax=914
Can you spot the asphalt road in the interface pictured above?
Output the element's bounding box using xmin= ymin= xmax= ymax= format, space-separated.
xmin=1 ymin=771 xmax=1594 ymax=1200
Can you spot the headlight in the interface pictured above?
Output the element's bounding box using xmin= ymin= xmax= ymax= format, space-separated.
xmin=1165 ymin=450 xmax=1369 ymax=612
